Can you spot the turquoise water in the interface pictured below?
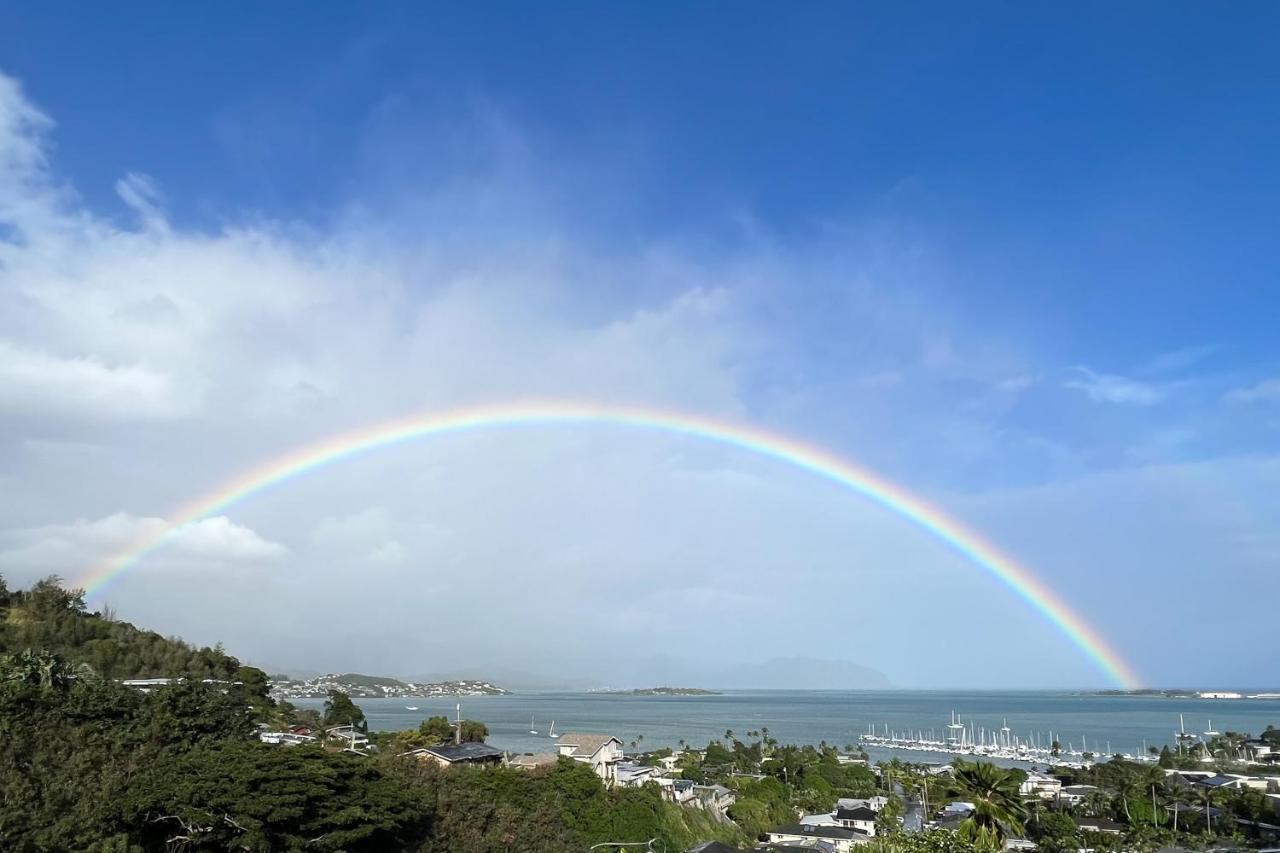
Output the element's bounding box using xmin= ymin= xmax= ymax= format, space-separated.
xmin=294 ymin=690 xmax=1280 ymax=760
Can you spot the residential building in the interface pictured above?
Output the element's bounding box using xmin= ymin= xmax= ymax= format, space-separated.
xmin=1058 ymin=784 xmax=1099 ymax=807
xmin=657 ymin=777 xmax=697 ymax=804
xmin=1076 ymin=817 xmax=1125 ymax=835
xmin=324 ymin=725 xmax=370 ymax=749
xmin=834 ymin=805 xmax=878 ymax=836
xmin=402 ymin=742 xmax=504 ymax=768
xmin=508 ymin=752 xmax=560 ymax=771
xmin=799 ymin=812 xmax=840 ymax=828
xmin=615 ymin=762 xmax=660 ymax=788
xmin=557 ymin=732 xmax=625 ymax=783
xmin=838 ymin=796 xmax=889 ymax=812
xmin=767 ymin=823 xmax=870 ymax=852
xmin=693 ymin=784 xmax=736 ymax=815
xmin=1020 ymin=771 xmax=1063 ymax=800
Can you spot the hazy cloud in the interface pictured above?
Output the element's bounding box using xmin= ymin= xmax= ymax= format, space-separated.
xmin=0 ymin=513 xmax=286 ymax=576
xmin=1065 ymin=366 xmax=1165 ymax=405
xmin=1224 ymin=378 xmax=1280 ymax=404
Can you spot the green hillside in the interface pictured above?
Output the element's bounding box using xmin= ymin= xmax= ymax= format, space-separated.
xmin=330 ymin=673 xmax=408 ymax=688
xmin=0 ymin=574 xmax=252 ymax=682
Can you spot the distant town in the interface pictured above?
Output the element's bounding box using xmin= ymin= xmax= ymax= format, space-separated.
xmin=268 ymin=672 xmax=508 ymax=700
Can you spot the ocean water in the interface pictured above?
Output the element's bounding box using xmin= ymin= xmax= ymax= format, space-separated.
xmin=293 ymin=690 xmax=1280 ymax=761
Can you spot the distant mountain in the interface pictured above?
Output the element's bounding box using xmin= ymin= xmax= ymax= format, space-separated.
xmin=710 ymin=657 xmax=891 ymax=690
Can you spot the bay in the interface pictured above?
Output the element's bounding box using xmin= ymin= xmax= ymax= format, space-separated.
xmin=293 ymin=690 xmax=1280 ymax=762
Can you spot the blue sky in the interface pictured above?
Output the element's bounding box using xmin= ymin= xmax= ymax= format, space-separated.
xmin=0 ymin=4 xmax=1277 ymax=687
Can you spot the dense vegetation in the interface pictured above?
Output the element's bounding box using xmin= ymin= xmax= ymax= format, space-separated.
xmin=0 ymin=575 xmax=249 ymax=682
xmin=0 ymin=576 xmax=749 ymax=851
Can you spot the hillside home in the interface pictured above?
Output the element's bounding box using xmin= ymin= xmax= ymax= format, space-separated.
xmin=402 ymin=742 xmax=504 ymax=768
xmin=557 ymin=732 xmax=625 ymax=783
xmin=767 ymin=823 xmax=870 ymax=852
xmin=1058 ymin=784 xmax=1099 ymax=806
xmin=615 ymin=762 xmax=660 ymax=787
xmin=1020 ymin=770 xmax=1063 ymax=799
xmin=835 ymin=805 xmax=879 ymax=836
xmin=508 ymin=752 xmax=560 ymax=771
xmin=694 ymin=784 xmax=736 ymax=815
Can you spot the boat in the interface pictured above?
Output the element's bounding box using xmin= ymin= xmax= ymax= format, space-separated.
xmin=529 ymin=715 xmax=538 ymax=735
xmin=548 ymin=721 xmax=558 ymax=739
xmin=405 ymin=706 xmax=419 ymax=711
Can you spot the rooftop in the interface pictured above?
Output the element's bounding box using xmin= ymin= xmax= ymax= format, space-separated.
xmin=421 ymin=742 xmax=505 ymax=763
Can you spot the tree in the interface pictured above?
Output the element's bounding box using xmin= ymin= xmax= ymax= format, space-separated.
xmin=459 ymin=720 xmax=488 ymax=743
xmin=322 ymin=690 xmax=366 ymax=730
xmin=1029 ymin=811 xmax=1080 ymax=853
xmin=127 ymin=741 xmax=429 ymax=851
xmin=945 ymin=760 xmax=1029 ymax=850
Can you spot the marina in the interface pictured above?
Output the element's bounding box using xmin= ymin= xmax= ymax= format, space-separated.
xmin=858 ymin=711 xmax=1158 ymax=768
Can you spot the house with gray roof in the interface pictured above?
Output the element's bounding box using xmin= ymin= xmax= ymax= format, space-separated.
xmin=557 ymin=732 xmax=625 ymax=782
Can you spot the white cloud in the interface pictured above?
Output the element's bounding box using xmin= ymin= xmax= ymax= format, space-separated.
xmin=1065 ymin=366 xmax=1165 ymax=405
xmin=0 ymin=513 xmax=286 ymax=578
xmin=0 ymin=339 xmax=188 ymax=419
xmin=1224 ymin=378 xmax=1280 ymax=404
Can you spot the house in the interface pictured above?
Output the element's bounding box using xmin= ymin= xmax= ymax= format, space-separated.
xmin=1020 ymin=771 xmax=1063 ymax=800
xmin=1075 ymin=817 xmax=1125 ymax=835
xmin=121 ymin=677 xmax=177 ymax=692
xmin=693 ymin=784 xmax=736 ymax=815
xmin=1166 ymin=802 xmax=1225 ymax=822
xmin=834 ymin=805 xmax=879 ymax=836
xmin=686 ymin=843 xmax=750 ymax=853
xmin=324 ymin=725 xmax=370 ymax=749
xmin=509 ymin=752 xmax=560 ymax=771
xmin=657 ymin=777 xmax=697 ymax=804
xmin=1058 ymin=784 xmax=1099 ymax=807
xmin=557 ymin=732 xmax=625 ymax=783
xmin=800 ymin=813 xmax=841 ymax=828
xmin=838 ymin=796 xmax=889 ymax=812
xmin=1163 ymin=769 xmax=1217 ymax=787
xmin=766 ymin=823 xmax=870 ymax=852
xmin=403 ymin=742 xmax=504 ymax=768
xmin=616 ymin=762 xmax=660 ymax=788
xmin=658 ymin=752 xmax=684 ymax=771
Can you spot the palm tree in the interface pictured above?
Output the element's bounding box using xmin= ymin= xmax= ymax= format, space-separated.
xmin=945 ymin=759 xmax=1029 ymax=849
xmin=725 ymin=729 xmax=734 ymax=741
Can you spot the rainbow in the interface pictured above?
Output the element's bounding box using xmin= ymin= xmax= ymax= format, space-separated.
xmin=76 ymin=400 xmax=1142 ymax=688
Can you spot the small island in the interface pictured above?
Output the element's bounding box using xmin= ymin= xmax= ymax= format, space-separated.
xmin=601 ymin=686 xmax=721 ymax=696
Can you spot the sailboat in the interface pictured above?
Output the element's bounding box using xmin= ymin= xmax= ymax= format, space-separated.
xmin=529 ymin=715 xmax=538 ymax=735
xmin=548 ymin=721 xmax=559 ymax=739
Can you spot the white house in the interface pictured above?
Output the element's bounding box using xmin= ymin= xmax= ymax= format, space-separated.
xmin=767 ymin=824 xmax=870 ymax=852
xmin=838 ymin=796 xmax=889 ymax=812
xmin=694 ymin=784 xmax=736 ymax=816
xmin=557 ymin=732 xmax=625 ymax=783
xmin=656 ymin=777 xmax=697 ymax=804
xmin=615 ymin=762 xmax=659 ymax=788
xmin=835 ymin=805 xmax=879 ymax=836
xmin=1058 ymin=784 xmax=1099 ymax=806
xmin=1020 ymin=771 xmax=1063 ymax=800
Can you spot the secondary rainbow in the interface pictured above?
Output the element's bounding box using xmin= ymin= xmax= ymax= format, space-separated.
xmin=76 ymin=400 xmax=1142 ymax=688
